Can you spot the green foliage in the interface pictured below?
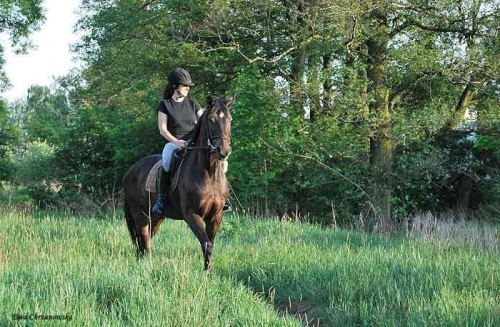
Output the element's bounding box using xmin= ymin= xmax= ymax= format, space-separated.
xmin=0 ymin=186 xmax=32 ymax=206
xmin=107 ymin=110 xmax=163 ymax=177
xmin=393 ymin=143 xmax=447 ymax=216
xmin=0 ymin=100 xmax=20 ymax=182
xmin=0 ymin=0 xmax=45 ymax=89
xmin=13 ymin=140 xmax=58 ymax=207
xmin=226 ymin=67 xmax=292 ymax=211
xmin=0 ymin=0 xmax=45 ymax=50
xmin=54 ymin=105 xmax=117 ymax=197
xmin=8 ymin=0 xmax=500 ymax=222
xmin=6 ymin=190 xmax=32 ymax=205
xmin=474 ymin=134 xmax=500 ymax=151
xmin=15 ymin=140 xmax=55 ymax=184
xmin=21 ymin=85 xmax=71 ymax=144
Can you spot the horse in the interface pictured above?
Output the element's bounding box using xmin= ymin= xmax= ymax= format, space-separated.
xmin=122 ymin=95 xmax=234 ymax=270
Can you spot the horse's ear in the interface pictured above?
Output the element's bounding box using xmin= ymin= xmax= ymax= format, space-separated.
xmin=206 ymin=96 xmax=215 ymax=108
xmin=227 ymin=94 xmax=236 ymax=106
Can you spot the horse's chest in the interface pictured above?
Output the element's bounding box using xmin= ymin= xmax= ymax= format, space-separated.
xmin=202 ymin=187 xmax=225 ymax=203
xmin=198 ymin=182 xmax=225 ymax=206
xmin=198 ymin=177 xmax=226 ymax=195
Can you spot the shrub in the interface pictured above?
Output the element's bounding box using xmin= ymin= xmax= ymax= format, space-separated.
xmin=15 ymin=140 xmax=56 ymax=185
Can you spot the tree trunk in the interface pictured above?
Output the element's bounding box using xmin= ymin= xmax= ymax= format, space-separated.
xmin=308 ymin=54 xmax=320 ymax=122
xmin=366 ymin=8 xmax=393 ymax=232
xmin=440 ymin=81 xmax=476 ymax=212
xmin=456 ymin=173 xmax=473 ymax=210
xmin=322 ymin=54 xmax=332 ymax=110
xmin=443 ymin=83 xmax=476 ymax=131
xmin=284 ymin=0 xmax=306 ymax=111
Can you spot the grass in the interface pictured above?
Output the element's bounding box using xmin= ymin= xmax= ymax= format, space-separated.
xmin=405 ymin=210 xmax=499 ymax=251
xmin=0 ymin=207 xmax=498 ymax=326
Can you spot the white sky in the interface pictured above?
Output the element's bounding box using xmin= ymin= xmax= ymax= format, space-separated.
xmin=0 ymin=0 xmax=81 ymax=102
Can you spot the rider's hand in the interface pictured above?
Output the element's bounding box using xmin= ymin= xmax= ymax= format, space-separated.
xmin=174 ymin=140 xmax=188 ymax=149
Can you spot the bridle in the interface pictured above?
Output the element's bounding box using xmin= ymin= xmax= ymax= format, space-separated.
xmin=187 ymin=106 xmax=231 ymax=155
xmin=206 ymin=118 xmax=231 ymax=152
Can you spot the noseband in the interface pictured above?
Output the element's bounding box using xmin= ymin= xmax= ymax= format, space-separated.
xmin=207 ymin=122 xmax=231 ymax=152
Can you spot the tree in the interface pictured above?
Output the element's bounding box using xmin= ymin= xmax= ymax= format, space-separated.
xmin=60 ymin=0 xmax=499 ymax=223
xmin=0 ymin=100 xmax=20 ymax=182
xmin=22 ymin=85 xmax=70 ymax=144
xmin=0 ymin=0 xmax=45 ymax=89
xmin=0 ymin=0 xmax=45 ymax=184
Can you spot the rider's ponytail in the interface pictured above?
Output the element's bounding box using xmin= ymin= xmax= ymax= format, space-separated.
xmin=163 ymin=83 xmax=178 ymax=99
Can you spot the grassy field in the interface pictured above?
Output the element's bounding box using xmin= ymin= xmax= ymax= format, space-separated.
xmin=0 ymin=207 xmax=498 ymax=326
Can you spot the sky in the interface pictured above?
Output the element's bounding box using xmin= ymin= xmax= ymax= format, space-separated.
xmin=0 ymin=0 xmax=82 ymax=102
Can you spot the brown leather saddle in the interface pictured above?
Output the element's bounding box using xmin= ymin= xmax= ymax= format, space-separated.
xmin=145 ymin=148 xmax=188 ymax=193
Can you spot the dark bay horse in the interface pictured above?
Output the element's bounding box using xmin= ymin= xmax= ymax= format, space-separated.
xmin=122 ymin=96 xmax=233 ymax=270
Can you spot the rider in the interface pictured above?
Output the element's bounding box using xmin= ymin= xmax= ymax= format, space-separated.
xmin=152 ymin=67 xmax=231 ymax=215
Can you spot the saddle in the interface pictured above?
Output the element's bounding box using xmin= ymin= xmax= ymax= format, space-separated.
xmin=145 ymin=148 xmax=187 ymax=192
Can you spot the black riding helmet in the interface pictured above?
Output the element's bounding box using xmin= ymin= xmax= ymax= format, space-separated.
xmin=168 ymin=67 xmax=195 ymax=86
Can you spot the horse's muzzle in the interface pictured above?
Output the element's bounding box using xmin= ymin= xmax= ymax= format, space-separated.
xmin=217 ymin=146 xmax=231 ymax=160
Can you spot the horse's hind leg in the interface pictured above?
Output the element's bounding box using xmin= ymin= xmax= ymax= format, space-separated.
xmin=135 ymin=209 xmax=153 ymax=258
xmin=184 ymin=213 xmax=213 ymax=270
xmin=151 ymin=217 xmax=165 ymax=237
xmin=134 ymin=211 xmax=166 ymax=258
xmin=137 ymin=223 xmax=152 ymax=258
xmin=124 ymin=201 xmax=144 ymax=257
xmin=128 ymin=205 xmax=152 ymax=258
xmin=124 ymin=201 xmax=137 ymax=245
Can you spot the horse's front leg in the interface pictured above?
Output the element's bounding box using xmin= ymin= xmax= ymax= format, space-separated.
xmin=184 ymin=213 xmax=213 ymax=270
xmin=205 ymin=212 xmax=223 ymax=270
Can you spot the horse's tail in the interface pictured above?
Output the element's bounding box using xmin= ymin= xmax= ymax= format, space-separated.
xmin=124 ymin=200 xmax=137 ymax=244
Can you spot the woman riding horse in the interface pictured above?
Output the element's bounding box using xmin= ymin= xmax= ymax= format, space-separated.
xmin=122 ymin=69 xmax=234 ymax=269
xmin=153 ymin=67 xmax=230 ymax=214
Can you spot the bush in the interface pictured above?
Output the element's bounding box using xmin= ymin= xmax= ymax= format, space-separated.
xmin=26 ymin=184 xmax=59 ymax=208
xmin=15 ymin=140 xmax=56 ymax=185
xmin=0 ymin=186 xmax=33 ymax=207
xmin=12 ymin=141 xmax=58 ymax=207
xmin=56 ymin=190 xmax=104 ymax=215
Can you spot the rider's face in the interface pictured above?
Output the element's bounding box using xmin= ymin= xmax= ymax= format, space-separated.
xmin=176 ymin=84 xmax=190 ymax=97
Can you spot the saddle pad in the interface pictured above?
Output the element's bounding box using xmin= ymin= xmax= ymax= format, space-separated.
xmin=145 ymin=160 xmax=162 ymax=192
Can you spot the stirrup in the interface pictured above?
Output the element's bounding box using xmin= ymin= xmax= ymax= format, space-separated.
xmin=152 ymin=195 xmax=167 ymax=215
xmin=223 ymin=204 xmax=232 ymax=212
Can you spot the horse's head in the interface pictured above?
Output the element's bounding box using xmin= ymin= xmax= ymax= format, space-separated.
xmin=205 ymin=95 xmax=234 ymax=160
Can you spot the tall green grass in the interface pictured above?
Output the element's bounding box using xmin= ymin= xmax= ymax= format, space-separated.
xmin=1 ymin=207 xmax=498 ymax=326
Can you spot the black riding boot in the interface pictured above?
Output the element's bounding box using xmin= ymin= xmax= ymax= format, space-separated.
xmin=152 ymin=168 xmax=170 ymax=215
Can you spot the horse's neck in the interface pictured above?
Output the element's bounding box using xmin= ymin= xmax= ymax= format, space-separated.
xmin=192 ymin=124 xmax=224 ymax=180
xmin=193 ymin=120 xmax=208 ymax=148
xmin=188 ymin=151 xmax=224 ymax=184
xmin=209 ymin=157 xmax=225 ymax=180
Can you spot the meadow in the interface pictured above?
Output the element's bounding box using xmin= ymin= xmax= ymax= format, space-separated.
xmin=0 ymin=207 xmax=498 ymax=326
